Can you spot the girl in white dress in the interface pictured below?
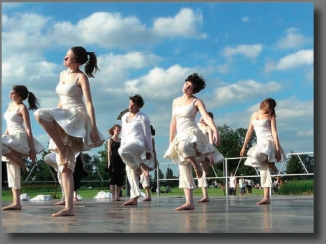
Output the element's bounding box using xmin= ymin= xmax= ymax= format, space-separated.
xmin=197 ymin=112 xmax=224 ymax=203
xmin=140 ymin=125 xmax=159 ymax=201
xmin=164 ymin=73 xmax=221 ymax=211
xmin=240 ymin=98 xmax=287 ymax=205
xmin=34 ymin=46 xmax=105 ymax=217
xmin=2 ymin=85 xmax=45 ymax=210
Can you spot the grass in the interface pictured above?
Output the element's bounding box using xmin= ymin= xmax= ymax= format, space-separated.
xmin=2 ymin=180 xmax=314 ymax=202
xmin=2 ymin=185 xmax=264 ymax=202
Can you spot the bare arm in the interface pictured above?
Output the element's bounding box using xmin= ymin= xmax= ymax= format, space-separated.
xmin=240 ymin=113 xmax=255 ymax=157
xmin=20 ymin=105 xmax=37 ymax=163
xmin=152 ymin=138 xmax=158 ymax=164
xmin=270 ymin=115 xmax=282 ymax=161
xmin=107 ymin=139 xmax=113 ymax=168
xmin=78 ymin=74 xmax=100 ymax=146
xmin=195 ymin=99 xmax=220 ymax=145
xmin=169 ymin=99 xmax=177 ymax=143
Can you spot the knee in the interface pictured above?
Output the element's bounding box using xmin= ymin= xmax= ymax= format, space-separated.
xmin=256 ymin=153 xmax=267 ymax=163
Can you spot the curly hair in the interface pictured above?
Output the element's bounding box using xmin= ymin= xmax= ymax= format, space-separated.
xmin=184 ymin=73 xmax=206 ymax=94
xmin=129 ymin=94 xmax=145 ymax=108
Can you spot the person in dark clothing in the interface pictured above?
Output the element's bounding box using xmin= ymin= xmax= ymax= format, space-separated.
xmin=73 ymin=152 xmax=88 ymax=201
xmin=107 ymin=124 xmax=126 ymax=201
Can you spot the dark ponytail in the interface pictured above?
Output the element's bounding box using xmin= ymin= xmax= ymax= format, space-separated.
xmin=12 ymin=85 xmax=39 ymax=111
xmin=70 ymin=46 xmax=100 ymax=78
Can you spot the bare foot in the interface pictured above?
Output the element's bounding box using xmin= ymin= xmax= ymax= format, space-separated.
xmin=123 ymin=198 xmax=138 ymax=206
xmin=54 ymin=200 xmax=65 ymax=205
xmin=257 ymin=199 xmax=270 ymax=205
xmin=143 ymin=197 xmax=151 ymax=202
xmin=197 ymin=198 xmax=210 ymax=203
xmin=2 ymin=204 xmax=22 ymax=210
xmin=175 ymin=204 xmax=195 ymax=211
xmin=193 ymin=164 xmax=203 ymax=179
xmin=51 ymin=209 xmax=74 ymax=217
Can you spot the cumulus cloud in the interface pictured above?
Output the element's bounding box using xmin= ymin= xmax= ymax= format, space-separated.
xmin=265 ymin=49 xmax=313 ymax=72
xmin=223 ymin=44 xmax=263 ymax=60
xmin=210 ymin=79 xmax=282 ymax=106
xmin=276 ymin=28 xmax=312 ymax=49
xmin=153 ymin=8 xmax=207 ymax=39
xmin=120 ymin=65 xmax=191 ymax=98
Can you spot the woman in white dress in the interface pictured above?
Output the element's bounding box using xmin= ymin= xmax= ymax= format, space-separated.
xmin=140 ymin=125 xmax=158 ymax=201
xmin=34 ymin=46 xmax=105 ymax=217
xmin=2 ymin=85 xmax=45 ymax=210
xmin=240 ymin=98 xmax=287 ymax=205
xmin=164 ymin=73 xmax=220 ymax=211
xmin=197 ymin=112 xmax=224 ymax=203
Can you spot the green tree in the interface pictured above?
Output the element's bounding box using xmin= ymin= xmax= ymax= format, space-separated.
xmin=286 ymin=153 xmax=314 ymax=180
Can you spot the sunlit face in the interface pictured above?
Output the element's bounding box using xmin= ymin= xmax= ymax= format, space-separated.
xmin=129 ymin=100 xmax=140 ymax=114
xmin=183 ymin=81 xmax=194 ymax=94
xmin=9 ymin=90 xmax=20 ymax=101
xmin=114 ymin=126 xmax=121 ymax=135
xmin=63 ymin=49 xmax=78 ymax=68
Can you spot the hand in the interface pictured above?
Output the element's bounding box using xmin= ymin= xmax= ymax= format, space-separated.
xmin=275 ymin=149 xmax=281 ymax=162
xmin=29 ymin=150 xmax=37 ymax=164
xmin=240 ymin=148 xmax=245 ymax=157
xmin=213 ymin=132 xmax=220 ymax=146
xmin=91 ymin=127 xmax=101 ymax=147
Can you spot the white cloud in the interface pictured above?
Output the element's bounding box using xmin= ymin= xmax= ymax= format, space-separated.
xmin=223 ymin=44 xmax=263 ymax=60
xmin=210 ymin=79 xmax=282 ymax=107
xmin=276 ymin=28 xmax=312 ymax=49
xmin=120 ymin=65 xmax=191 ymax=99
xmin=153 ymin=8 xmax=207 ymax=39
xmin=265 ymin=49 xmax=313 ymax=72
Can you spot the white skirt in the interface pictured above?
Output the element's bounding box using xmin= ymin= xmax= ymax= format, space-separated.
xmin=244 ymin=139 xmax=287 ymax=168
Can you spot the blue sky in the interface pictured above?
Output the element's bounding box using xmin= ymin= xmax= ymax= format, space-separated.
xmin=2 ymin=2 xmax=313 ymax=176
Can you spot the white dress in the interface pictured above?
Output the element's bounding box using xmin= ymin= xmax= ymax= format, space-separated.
xmin=197 ymin=122 xmax=224 ymax=165
xmin=244 ymin=118 xmax=287 ymax=168
xmin=164 ymin=100 xmax=216 ymax=164
xmin=2 ymin=109 xmax=45 ymax=159
xmin=34 ymin=71 xmax=105 ymax=156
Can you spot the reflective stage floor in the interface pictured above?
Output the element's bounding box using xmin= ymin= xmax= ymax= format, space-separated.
xmin=2 ymin=195 xmax=313 ymax=233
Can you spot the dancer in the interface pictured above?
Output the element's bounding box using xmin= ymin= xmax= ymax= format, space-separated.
xmin=240 ymin=97 xmax=287 ymax=205
xmin=2 ymin=85 xmax=45 ymax=210
xmin=44 ymin=152 xmax=86 ymax=204
xmin=118 ymin=94 xmax=153 ymax=206
xmin=107 ymin=124 xmax=126 ymax=201
xmin=197 ymin=112 xmax=224 ymax=203
xmin=140 ymin=125 xmax=159 ymax=201
xmin=34 ymin=46 xmax=105 ymax=217
xmin=164 ymin=73 xmax=220 ymax=211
